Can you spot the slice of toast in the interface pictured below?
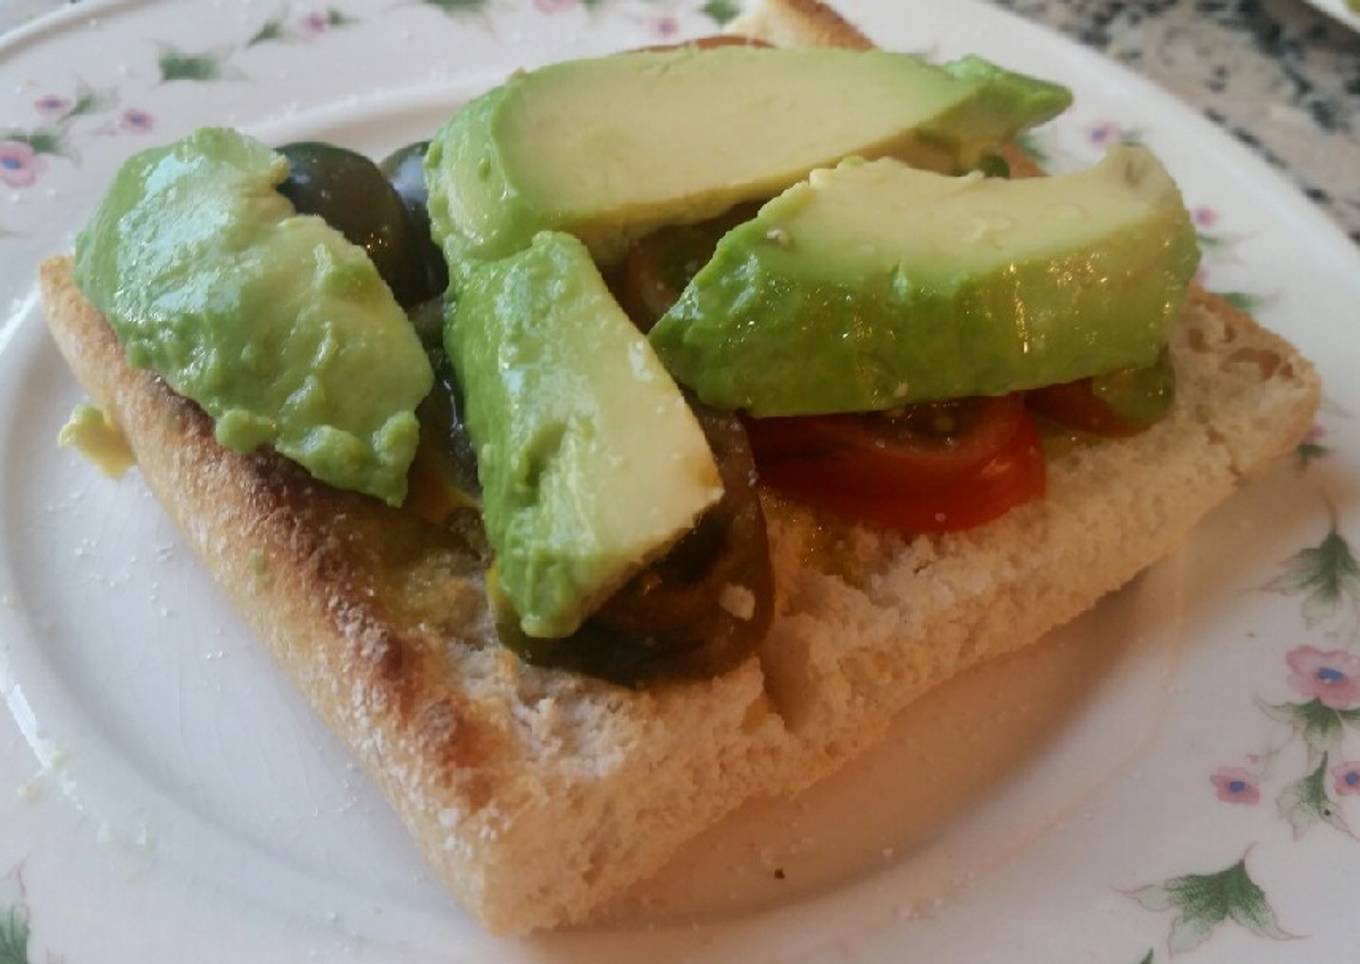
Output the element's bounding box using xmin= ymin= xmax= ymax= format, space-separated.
xmin=37 ymin=0 xmax=1319 ymax=934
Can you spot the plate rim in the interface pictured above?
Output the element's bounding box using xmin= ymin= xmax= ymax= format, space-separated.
xmin=1 ymin=1 xmax=1358 ymax=961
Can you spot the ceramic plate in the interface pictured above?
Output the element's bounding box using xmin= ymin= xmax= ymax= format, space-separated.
xmin=2 ymin=1 xmax=1359 ymax=961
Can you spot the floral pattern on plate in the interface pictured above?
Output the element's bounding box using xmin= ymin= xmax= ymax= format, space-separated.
xmin=1128 ymin=854 xmax=1298 ymax=957
xmin=1125 ymin=490 xmax=1359 ymax=957
xmin=155 ymin=5 xmax=361 ymax=82
xmin=0 ymin=3 xmax=1356 ymax=962
xmin=0 ymin=864 xmax=52 ymax=964
xmin=2 ymin=80 xmax=127 ymax=182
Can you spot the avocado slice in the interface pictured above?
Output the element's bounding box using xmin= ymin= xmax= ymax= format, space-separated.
xmin=649 ymin=146 xmax=1200 ymax=416
xmin=74 ymin=128 xmax=433 ymax=505
xmin=446 ymin=231 xmax=723 ymax=639
xmin=425 ymin=46 xmax=1070 ymax=267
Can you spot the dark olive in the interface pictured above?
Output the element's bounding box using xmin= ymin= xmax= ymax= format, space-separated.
xmin=275 ymin=141 xmax=430 ymax=307
xmin=378 ymin=140 xmax=449 ymax=299
xmin=495 ymin=405 xmax=774 ymax=684
xmin=977 ymin=153 xmax=1011 ymax=179
xmin=416 ymin=350 xmax=480 ymax=499
xmin=379 ymin=141 xmax=432 ymax=226
xmin=407 ymin=296 xmax=446 ymax=351
xmin=610 ymin=203 xmax=761 ymax=332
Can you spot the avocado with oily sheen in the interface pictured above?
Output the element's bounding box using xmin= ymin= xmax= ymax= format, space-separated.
xmin=74 ymin=128 xmax=433 ymax=505
xmin=424 ymin=46 xmax=1070 ymax=267
xmin=649 ymin=146 xmax=1200 ymax=416
xmin=445 ymin=231 xmax=723 ymax=639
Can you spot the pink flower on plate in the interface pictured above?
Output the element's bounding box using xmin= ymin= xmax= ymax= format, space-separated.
xmin=1286 ymin=645 xmax=1360 ymax=710
xmin=650 ymin=15 xmax=680 ymax=39
xmin=1334 ymin=761 xmax=1360 ymax=796
xmin=534 ymin=0 xmax=578 ymax=11
xmin=1086 ymin=121 xmax=1121 ymax=147
xmin=34 ymin=94 xmax=71 ymax=118
xmin=1210 ymin=767 xmax=1260 ymax=805
xmin=1192 ymin=204 xmax=1219 ymax=229
xmin=119 ymin=108 xmax=154 ymax=134
xmin=0 ymin=140 xmax=45 ymax=188
xmin=299 ymin=11 xmax=329 ymax=36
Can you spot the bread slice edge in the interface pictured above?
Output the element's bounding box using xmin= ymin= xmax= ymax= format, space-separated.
xmin=35 ymin=0 xmax=1321 ymax=932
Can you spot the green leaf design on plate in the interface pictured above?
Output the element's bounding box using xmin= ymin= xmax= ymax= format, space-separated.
xmin=1136 ymin=951 xmax=1154 ymax=964
xmin=0 ymin=868 xmax=30 ymax=964
xmin=1128 ymin=857 xmax=1294 ymax=956
xmin=1296 ymin=440 xmax=1329 ymax=470
xmin=1263 ymin=520 xmax=1360 ymax=636
xmin=0 ymin=903 xmax=29 ymax=964
xmin=248 ymin=18 xmax=287 ymax=45
xmin=423 ymin=0 xmax=491 ymax=13
xmin=701 ymin=0 xmax=741 ymax=24
xmin=2 ymin=127 xmax=69 ymax=158
xmin=1278 ymin=753 xmax=1353 ymax=840
xmin=1214 ymin=290 xmax=1268 ymax=312
xmin=249 ymin=7 xmax=356 ymax=44
xmin=157 ymin=43 xmax=232 ymax=82
xmin=1258 ymin=697 xmax=1345 ymax=764
xmin=63 ymin=78 xmax=117 ymax=119
xmin=1196 ymin=231 xmax=1229 ymax=252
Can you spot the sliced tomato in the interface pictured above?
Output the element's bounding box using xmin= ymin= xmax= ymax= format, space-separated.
xmin=747 ymin=395 xmax=1046 ymax=533
xmin=748 ymin=396 xmax=1025 ymax=486
xmin=1027 ymin=378 xmax=1144 ymax=437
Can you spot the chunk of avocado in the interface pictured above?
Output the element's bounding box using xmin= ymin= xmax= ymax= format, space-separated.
xmin=649 ymin=146 xmax=1200 ymax=416
xmin=446 ymin=231 xmax=723 ymax=638
xmin=425 ymin=46 xmax=1070 ymax=267
xmin=74 ymin=128 xmax=434 ymax=505
xmin=1093 ymin=349 xmax=1176 ymax=428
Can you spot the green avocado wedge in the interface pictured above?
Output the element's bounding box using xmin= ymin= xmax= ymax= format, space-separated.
xmin=445 ymin=231 xmax=723 ymax=639
xmin=425 ymin=46 xmax=1071 ymax=267
xmin=649 ymin=146 xmax=1200 ymax=416
xmin=74 ymin=128 xmax=433 ymax=506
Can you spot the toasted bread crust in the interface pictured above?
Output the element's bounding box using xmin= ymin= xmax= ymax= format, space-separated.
xmin=727 ymin=0 xmax=872 ymax=48
xmin=37 ymin=0 xmax=1321 ymax=934
xmin=40 ymin=254 xmax=792 ymax=930
xmin=40 ymin=251 xmax=512 ymax=815
xmin=757 ymin=283 xmax=1319 ymax=776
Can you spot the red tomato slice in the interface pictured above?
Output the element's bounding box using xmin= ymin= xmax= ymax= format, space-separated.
xmin=747 ymin=395 xmax=1046 ymax=533
xmin=747 ymin=395 xmax=1025 ymax=489
xmin=1027 ymin=378 xmax=1142 ymax=437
